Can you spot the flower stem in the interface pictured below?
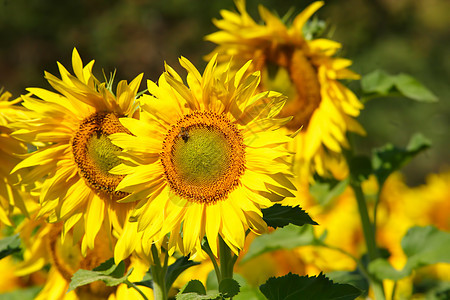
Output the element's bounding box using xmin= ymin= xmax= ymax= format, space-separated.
xmin=351 ymin=181 xmax=385 ymax=300
xmin=125 ymin=279 xmax=149 ymax=300
xmin=150 ymin=244 xmax=168 ymax=300
xmin=202 ymin=240 xmax=222 ymax=283
xmin=218 ymin=235 xmax=235 ymax=280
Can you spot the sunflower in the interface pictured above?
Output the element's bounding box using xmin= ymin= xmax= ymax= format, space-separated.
xmin=14 ymin=218 xmax=153 ymax=300
xmin=110 ymin=55 xmax=295 ymax=257
xmin=11 ymin=48 xmax=143 ymax=256
xmin=205 ymin=0 xmax=366 ymax=182
xmin=0 ymin=90 xmax=36 ymax=225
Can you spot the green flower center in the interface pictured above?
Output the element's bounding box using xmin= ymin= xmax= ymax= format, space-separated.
xmin=161 ymin=111 xmax=246 ymax=204
xmin=173 ymin=127 xmax=231 ymax=186
xmin=72 ymin=112 xmax=130 ymax=199
xmin=87 ymin=133 xmax=122 ymax=174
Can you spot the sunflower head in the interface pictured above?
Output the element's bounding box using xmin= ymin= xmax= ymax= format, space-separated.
xmin=111 ymin=56 xmax=295 ymax=256
xmin=0 ymin=90 xmax=37 ymax=225
xmin=206 ymin=0 xmax=365 ymax=181
xmin=10 ymin=48 xmax=144 ymax=256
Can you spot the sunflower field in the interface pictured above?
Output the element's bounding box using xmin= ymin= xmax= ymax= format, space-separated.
xmin=0 ymin=0 xmax=449 ymax=299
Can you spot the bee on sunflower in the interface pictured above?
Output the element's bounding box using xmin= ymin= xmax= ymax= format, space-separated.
xmin=109 ymin=55 xmax=296 ymax=257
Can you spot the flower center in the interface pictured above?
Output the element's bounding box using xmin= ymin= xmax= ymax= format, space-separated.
xmin=72 ymin=112 xmax=129 ymax=199
xmin=161 ymin=111 xmax=245 ymax=204
xmin=47 ymin=224 xmax=116 ymax=298
xmin=263 ymin=47 xmax=321 ymax=130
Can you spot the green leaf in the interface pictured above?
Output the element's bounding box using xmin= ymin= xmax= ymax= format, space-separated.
xmin=176 ymin=293 xmax=221 ymax=300
xmin=179 ymin=280 xmax=207 ymax=295
xmin=369 ymin=226 xmax=450 ymax=280
xmin=219 ymin=278 xmax=240 ymax=298
xmin=207 ymin=273 xmax=265 ymax=300
xmin=361 ymin=70 xmax=438 ymax=102
xmin=394 ymin=73 xmax=438 ymax=102
xmin=361 ymin=70 xmax=396 ymax=95
xmin=0 ymin=234 xmax=21 ymax=260
xmin=347 ymin=155 xmax=372 ymax=183
xmin=68 ymin=258 xmax=133 ymax=292
xmin=309 ymin=178 xmax=349 ymax=207
xmin=372 ymin=133 xmax=431 ymax=185
xmin=0 ymin=286 xmax=42 ymax=300
xmin=326 ymin=270 xmax=369 ymax=296
xmin=177 ymin=280 xmax=221 ymax=300
xmin=166 ymin=256 xmax=200 ymax=292
xmin=402 ymin=226 xmax=450 ymax=270
xmin=259 ymin=272 xmax=361 ymax=300
xmin=262 ymin=204 xmax=318 ymax=229
xmin=241 ymin=224 xmax=318 ymax=263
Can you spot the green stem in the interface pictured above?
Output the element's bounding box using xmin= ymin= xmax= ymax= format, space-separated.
xmin=351 ymin=181 xmax=385 ymax=300
xmin=219 ymin=236 xmax=234 ymax=280
xmin=150 ymin=244 xmax=168 ymax=300
xmin=391 ymin=281 xmax=398 ymax=300
xmin=352 ymin=183 xmax=379 ymax=261
xmin=125 ymin=279 xmax=149 ymax=300
xmin=373 ymin=191 xmax=382 ymax=237
xmin=202 ymin=240 xmax=222 ymax=283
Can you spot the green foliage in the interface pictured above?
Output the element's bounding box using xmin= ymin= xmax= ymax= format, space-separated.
xmin=68 ymin=258 xmax=133 ymax=292
xmin=261 ymin=204 xmax=318 ymax=228
xmin=0 ymin=286 xmax=42 ymax=300
xmin=166 ymin=256 xmax=201 ymax=292
xmin=326 ymin=270 xmax=369 ymax=297
xmin=134 ymin=273 xmax=153 ymax=289
xmin=361 ymin=70 xmax=438 ymax=102
xmin=348 ymin=133 xmax=431 ymax=186
xmin=369 ymin=226 xmax=450 ymax=281
xmin=176 ymin=280 xmax=221 ymax=300
xmin=241 ymin=224 xmax=319 ymax=263
xmin=372 ymin=133 xmax=431 ymax=186
xmin=347 ymin=155 xmax=373 ymax=183
xmin=177 ymin=278 xmax=241 ymax=300
xmin=180 ymin=280 xmax=207 ymax=295
xmin=0 ymin=234 xmax=21 ymax=260
xmin=207 ymin=272 xmax=266 ymax=300
xmin=309 ymin=177 xmax=349 ymax=207
xmin=219 ymin=278 xmax=240 ymax=298
xmin=259 ymin=272 xmax=361 ymax=300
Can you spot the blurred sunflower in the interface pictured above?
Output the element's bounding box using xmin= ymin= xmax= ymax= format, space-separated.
xmin=0 ymin=90 xmax=37 ymax=225
xmin=11 ymin=48 xmax=143 ymax=256
xmin=205 ymin=0 xmax=365 ymax=182
xmin=14 ymin=218 xmax=153 ymax=300
xmin=110 ymin=55 xmax=295 ymax=257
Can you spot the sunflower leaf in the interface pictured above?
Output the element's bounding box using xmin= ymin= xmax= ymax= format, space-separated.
xmin=241 ymin=224 xmax=319 ymax=263
xmin=369 ymin=226 xmax=450 ymax=281
xmin=179 ymin=280 xmax=207 ymax=295
xmin=165 ymin=256 xmax=201 ymax=292
xmin=68 ymin=258 xmax=133 ymax=292
xmin=309 ymin=177 xmax=349 ymax=207
xmin=259 ymin=272 xmax=361 ymax=300
xmin=372 ymin=133 xmax=431 ymax=186
xmin=361 ymin=69 xmax=396 ymax=95
xmin=0 ymin=234 xmax=21 ymax=260
xmin=347 ymin=155 xmax=372 ymax=183
xmin=394 ymin=73 xmax=438 ymax=102
xmin=361 ymin=70 xmax=438 ymax=102
xmin=0 ymin=285 xmax=42 ymax=300
xmin=177 ymin=280 xmax=223 ymax=300
xmin=262 ymin=204 xmax=318 ymax=228
xmin=326 ymin=270 xmax=369 ymax=297
xmin=219 ymin=278 xmax=240 ymax=298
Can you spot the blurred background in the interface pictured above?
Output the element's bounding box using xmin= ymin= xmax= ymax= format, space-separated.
xmin=1 ymin=0 xmax=449 ymax=185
